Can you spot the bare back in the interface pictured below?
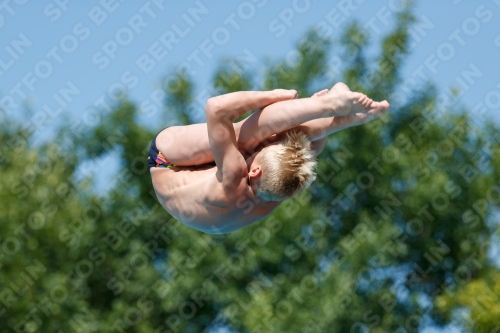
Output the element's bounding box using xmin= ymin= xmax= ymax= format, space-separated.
xmin=150 ymin=165 xmax=280 ymax=234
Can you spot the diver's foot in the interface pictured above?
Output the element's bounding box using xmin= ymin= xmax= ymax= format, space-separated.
xmin=312 ymin=89 xmax=329 ymax=98
xmin=324 ymin=82 xmax=375 ymax=116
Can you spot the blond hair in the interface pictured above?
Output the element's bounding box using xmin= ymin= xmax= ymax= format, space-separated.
xmin=256 ymin=130 xmax=317 ymax=201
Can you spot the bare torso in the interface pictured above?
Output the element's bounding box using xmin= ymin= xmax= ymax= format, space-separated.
xmin=150 ymin=164 xmax=281 ymax=234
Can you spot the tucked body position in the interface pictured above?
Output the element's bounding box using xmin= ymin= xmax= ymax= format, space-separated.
xmin=148 ymin=83 xmax=390 ymax=234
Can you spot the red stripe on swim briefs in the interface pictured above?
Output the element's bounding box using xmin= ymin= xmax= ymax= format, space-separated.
xmin=155 ymin=152 xmax=170 ymax=167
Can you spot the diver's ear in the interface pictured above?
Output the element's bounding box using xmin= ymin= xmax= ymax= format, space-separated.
xmin=248 ymin=165 xmax=262 ymax=178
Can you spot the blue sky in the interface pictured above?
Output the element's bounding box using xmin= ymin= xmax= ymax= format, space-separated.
xmin=1 ymin=0 xmax=499 ymax=137
xmin=1 ymin=1 xmax=499 ymax=332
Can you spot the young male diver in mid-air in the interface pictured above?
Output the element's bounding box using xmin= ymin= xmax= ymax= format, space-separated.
xmin=148 ymin=83 xmax=390 ymax=234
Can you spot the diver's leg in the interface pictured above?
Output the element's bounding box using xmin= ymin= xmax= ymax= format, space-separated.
xmin=155 ymin=89 xmax=297 ymax=166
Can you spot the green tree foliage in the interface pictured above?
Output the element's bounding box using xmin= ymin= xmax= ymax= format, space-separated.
xmin=1 ymin=5 xmax=500 ymax=333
